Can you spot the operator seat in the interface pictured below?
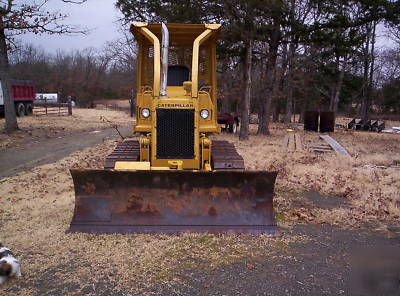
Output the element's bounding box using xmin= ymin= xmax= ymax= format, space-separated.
xmin=167 ymin=65 xmax=190 ymax=86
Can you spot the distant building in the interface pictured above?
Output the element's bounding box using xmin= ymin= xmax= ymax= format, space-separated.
xmin=35 ymin=93 xmax=58 ymax=103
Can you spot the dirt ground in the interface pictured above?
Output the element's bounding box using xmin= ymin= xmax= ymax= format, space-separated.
xmin=1 ymin=115 xmax=400 ymax=295
xmin=0 ymin=126 xmax=132 ymax=178
xmin=0 ymin=108 xmax=133 ymax=150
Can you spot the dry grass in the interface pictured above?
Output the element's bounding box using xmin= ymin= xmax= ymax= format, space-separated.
xmin=218 ymin=123 xmax=400 ymax=226
xmin=0 ymin=140 xmax=308 ymax=294
xmin=0 ymin=108 xmax=133 ymax=150
xmin=1 ymin=118 xmax=399 ymax=293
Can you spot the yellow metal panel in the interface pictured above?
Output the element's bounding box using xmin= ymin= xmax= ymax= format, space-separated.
xmin=168 ymin=160 xmax=183 ymax=170
xmin=114 ymin=161 xmax=151 ymax=171
xmin=151 ymin=97 xmax=200 ymax=169
xmin=210 ymin=39 xmax=218 ymax=118
xmin=132 ymin=21 xmax=148 ymax=27
xmin=131 ymin=23 xmax=221 ymax=45
xmin=150 ymin=167 xmax=171 ymax=170
xmin=140 ymin=137 xmax=150 ymax=162
xmin=136 ymin=39 xmax=143 ymax=92
xmin=166 ymin=86 xmax=186 ymax=97
xmin=200 ymin=126 xmax=220 ymax=133
xmin=134 ymin=125 xmax=152 ymax=132
xmin=201 ymin=136 xmax=211 ymax=170
xmin=133 ymin=23 xmax=220 ymax=44
xmin=205 ymin=24 xmax=221 ymax=30
xmin=198 ymin=91 xmax=213 ymax=121
xmin=133 ymin=91 xmax=152 ymax=133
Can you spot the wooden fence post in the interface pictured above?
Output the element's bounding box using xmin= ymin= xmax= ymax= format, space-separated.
xmin=68 ymin=99 xmax=72 ymax=116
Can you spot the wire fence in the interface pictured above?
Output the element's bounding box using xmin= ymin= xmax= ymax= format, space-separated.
xmin=94 ymin=104 xmax=131 ymax=113
xmin=33 ymin=102 xmax=72 ymax=116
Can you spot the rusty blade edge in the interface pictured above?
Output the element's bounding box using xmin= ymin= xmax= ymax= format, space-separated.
xmin=68 ymin=169 xmax=278 ymax=234
xmin=66 ymin=225 xmax=281 ymax=235
xmin=70 ymin=168 xmax=278 ymax=175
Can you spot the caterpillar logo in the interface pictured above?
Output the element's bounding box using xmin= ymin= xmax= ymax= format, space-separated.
xmin=157 ymin=103 xmax=194 ymax=108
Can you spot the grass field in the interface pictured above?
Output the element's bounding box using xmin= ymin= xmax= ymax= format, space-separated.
xmin=226 ymin=123 xmax=400 ymax=226
xmin=0 ymin=111 xmax=399 ymax=294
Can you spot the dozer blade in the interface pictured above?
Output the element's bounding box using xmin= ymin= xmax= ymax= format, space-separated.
xmin=67 ymin=169 xmax=279 ymax=234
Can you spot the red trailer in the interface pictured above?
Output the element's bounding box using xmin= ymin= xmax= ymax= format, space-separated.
xmin=217 ymin=112 xmax=240 ymax=134
xmin=0 ymin=80 xmax=36 ymax=117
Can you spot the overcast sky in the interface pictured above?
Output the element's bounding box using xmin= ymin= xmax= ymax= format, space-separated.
xmin=19 ymin=0 xmax=395 ymax=53
xmin=20 ymin=0 xmax=123 ymax=53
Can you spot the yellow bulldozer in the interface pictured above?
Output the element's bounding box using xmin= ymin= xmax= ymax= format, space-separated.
xmin=68 ymin=23 xmax=278 ymax=234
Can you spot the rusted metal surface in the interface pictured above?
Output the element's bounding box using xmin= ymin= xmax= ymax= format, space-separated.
xmin=319 ymin=111 xmax=335 ymax=133
xmin=304 ymin=111 xmax=319 ymax=132
xmin=104 ymin=140 xmax=140 ymax=169
xmin=212 ymin=140 xmax=245 ymax=169
xmin=68 ymin=169 xmax=278 ymax=234
xmin=73 ymin=139 xmax=278 ymax=235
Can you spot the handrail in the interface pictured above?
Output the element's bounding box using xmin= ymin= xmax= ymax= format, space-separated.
xmin=139 ymin=27 xmax=161 ymax=97
xmin=191 ymin=29 xmax=213 ymax=98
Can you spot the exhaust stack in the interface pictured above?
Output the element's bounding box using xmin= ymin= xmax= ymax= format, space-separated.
xmin=160 ymin=22 xmax=169 ymax=97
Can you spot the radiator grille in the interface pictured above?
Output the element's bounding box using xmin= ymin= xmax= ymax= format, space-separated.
xmin=156 ymin=108 xmax=194 ymax=159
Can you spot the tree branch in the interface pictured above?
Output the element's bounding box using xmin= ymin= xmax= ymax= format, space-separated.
xmin=62 ymin=0 xmax=87 ymax=3
xmin=2 ymin=1 xmax=88 ymax=39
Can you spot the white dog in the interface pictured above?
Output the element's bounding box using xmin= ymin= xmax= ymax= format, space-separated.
xmin=0 ymin=244 xmax=22 ymax=285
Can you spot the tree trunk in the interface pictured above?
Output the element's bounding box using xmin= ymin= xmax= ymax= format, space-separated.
xmin=257 ymin=25 xmax=280 ymax=135
xmin=239 ymin=37 xmax=253 ymax=141
xmin=299 ymin=95 xmax=307 ymax=123
xmin=359 ymin=22 xmax=376 ymax=122
xmin=367 ymin=21 xmax=376 ymax=118
xmin=271 ymin=66 xmax=283 ymax=123
xmin=130 ymin=88 xmax=135 ymax=117
xmin=272 ymin=97 xmax=279 ymax=122
xmin=329 ymin=57 xmax=347 ymax=115
xmin=0 ymin=16 xmax=18 ymax=132
xmin=284 ymin=42 xmax=296 ymax=124
xmin=219 ymin=62 xmax=231 ymax=113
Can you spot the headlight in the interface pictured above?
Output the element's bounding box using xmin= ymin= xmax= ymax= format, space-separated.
xmin=141 ymin=108 xmax=150 ymax=118
xmin=200 ymin=109 xmax=209 ymax=119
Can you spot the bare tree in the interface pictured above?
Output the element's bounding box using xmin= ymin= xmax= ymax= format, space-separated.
xmin=104 ymin=26 xmax=137 ymax=72
xmin=377 ymin=48 xmax=400 ymax=81
xmin=0 ymin=0 xmax=87 ymax=132
xmin=239 ymin=37 xmax=253 ymax=141
xmin=388 ymin=25 xmax=400 ymax=46
xmin=257 ymin=16 xmax=282 ymax=135
xmin=359 ymin=21 xmax=377 ymax=122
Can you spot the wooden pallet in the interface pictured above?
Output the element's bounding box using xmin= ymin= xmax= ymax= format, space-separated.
xmin=282 ymin=133 xmax=303 ymax=152
xmin=308 ymin=144 xmax=334 ymax=153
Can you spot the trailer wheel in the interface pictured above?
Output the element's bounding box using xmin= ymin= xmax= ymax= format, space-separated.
xmin=229 ymin=121 xmax=238 ymax=134
xmin=16 ymin=103 xmax=25 ymax=117
xmin=25 ymin=103 xmax=33 ymax=115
